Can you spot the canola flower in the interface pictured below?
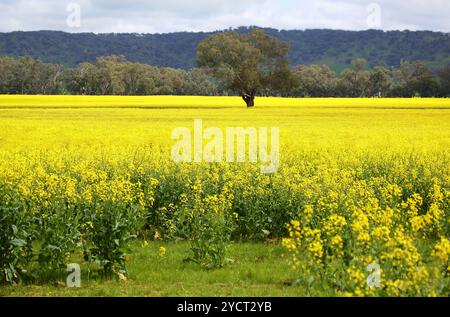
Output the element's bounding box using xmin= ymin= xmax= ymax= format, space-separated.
xmin=432 ymin=237 xmax=450 ymax=263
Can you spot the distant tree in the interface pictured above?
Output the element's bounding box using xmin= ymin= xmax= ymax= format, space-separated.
xmin=438 ymin=66 xmax=450 ymax=97
xmin=122 ymin=62 xmax=155 ymax=95
xmin=13 ymin=56 xmax=35 ymax=94
xmin=390 ymin=61 xmax=439 ymax=97
xmin=153 ymin=67 xmax=187 ymax=95
xmin=336 ymin=58 xmax=370 ymax=97
xmin=352 ymin=58 xmax=367 ymax=72
xmin=368 ymin=66 xmax=392 ymax=97
xmin=197 ymin=29 xmax=294 ymax=107
xmin=182 ymin=68 xmax=219 ymax=96
xmin=96 ymin=55 xmax=127 ymax=95
xmin=67 ymin=62 xmax=100 ymax=94
xmin=0 ymin=56 xmax=18 ymax=93
xmin=0 ymin=56 xmax=64 ymax=94
xmin=407 ymin=62 xmax=440 ymax=97
xmin=31 ymin=61 xmax=64 ymax=94
xmin=292 ymin=64 xmax=336 ymax=97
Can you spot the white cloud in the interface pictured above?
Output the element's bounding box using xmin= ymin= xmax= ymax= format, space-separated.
xmin=0 ymin=0 xmax=449 ymax=33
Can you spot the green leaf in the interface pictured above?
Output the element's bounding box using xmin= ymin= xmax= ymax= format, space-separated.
xmin=262 ymin=229 xmax=270 ymax=236
xmin=10 ymin=239 xmax=26 ymax=247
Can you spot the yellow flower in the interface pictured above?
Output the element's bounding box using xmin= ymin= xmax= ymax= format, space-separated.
xmin=291 ymin=220 xmax=301 ymax=229
xmin=282 ymin=238 xmax=296 ymax=251
xmin=347 ymin=267 xmax=365 ymax=285
xmin=303 ymin=205 xmax=314 ymax=223
xmin=411 ymin=216 xmax=425 ymax=233
xmin=142 ymin=240 xmax=149 ymax=248
xmin=149 ymin=178 xmax=159 ymax=187
xmin=432 ymin=238 xmax=450 ymax=263
xmin=159 ymin=246 xmax=166 ymax=257
xmin=351 ymin=209 xmax=370 ymax=245
xmin=330 ymin=235 xmax=343 ymax=249
xmin=372 ymin=226 xmax=390 ymax=241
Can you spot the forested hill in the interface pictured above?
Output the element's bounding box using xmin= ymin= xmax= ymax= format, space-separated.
xmin=0 ymin=27 xmax=449 ymax=72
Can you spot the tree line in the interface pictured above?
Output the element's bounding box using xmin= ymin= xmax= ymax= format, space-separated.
xmin=293 ymin=59 xmax=450 ymax=98
xmin=0 ymin=55 xmax=219 ymax=96
xmin=0 ymin=43 xmax=449 ymax=99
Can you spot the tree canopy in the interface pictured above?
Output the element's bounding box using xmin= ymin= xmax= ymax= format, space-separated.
xmin=197 ymin=30 xmax=294 ymax=107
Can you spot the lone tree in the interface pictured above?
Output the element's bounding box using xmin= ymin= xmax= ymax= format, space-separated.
xmin=197 ymin=29 xmax=294 ymax=107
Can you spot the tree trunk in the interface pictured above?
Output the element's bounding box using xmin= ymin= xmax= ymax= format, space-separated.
xmin=242 ymin=94 xmax=255 ymax=107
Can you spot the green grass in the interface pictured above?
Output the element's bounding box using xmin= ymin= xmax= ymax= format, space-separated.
xmin=0 ymin=241 xmax=310 ymax=297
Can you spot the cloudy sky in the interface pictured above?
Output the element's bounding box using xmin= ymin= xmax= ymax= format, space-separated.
xmin=0 ymin=0 xmax=448 ymax=33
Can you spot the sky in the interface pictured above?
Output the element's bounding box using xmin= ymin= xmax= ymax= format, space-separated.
xmin=0 ymin=0 xmax=449 ymax=34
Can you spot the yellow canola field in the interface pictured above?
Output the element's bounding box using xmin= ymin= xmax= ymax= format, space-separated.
xmin=0 ymin=95 xmax=449 ymax=296
xmin=0 ymin=95 xmax=449 ymax=108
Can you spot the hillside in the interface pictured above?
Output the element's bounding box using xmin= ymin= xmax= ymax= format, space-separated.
xmin=0 ymin=27 xmax=449 ymax=72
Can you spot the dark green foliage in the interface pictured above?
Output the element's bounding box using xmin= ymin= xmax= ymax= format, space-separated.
xmin=389 ymin=61 xmax=441 ymax=97
xmin=0 ymin=52 xmax=215 ymax=96
xmin=197 ymin=30 xmax=295 ymax=106
xmin=1 ymin=27 xmax=449 ymax=98
xmin=292 ymin=64 xmax=337 ymax=97
xmin=438 ymin=66 xmax=450 ymax=97
xmin=1 ymin=28 xmax=449 ymax=72
xmin=0 ymin=56 xmax=64 ymax=94
xmin=0 ymin=185 xmax=32 ymax=283
xmin=0 ymin=50 xmax=449 ymax=97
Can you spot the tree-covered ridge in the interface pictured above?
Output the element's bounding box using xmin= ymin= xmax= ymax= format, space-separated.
xmin=0 ymin=27 xmax=449 ymax=72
